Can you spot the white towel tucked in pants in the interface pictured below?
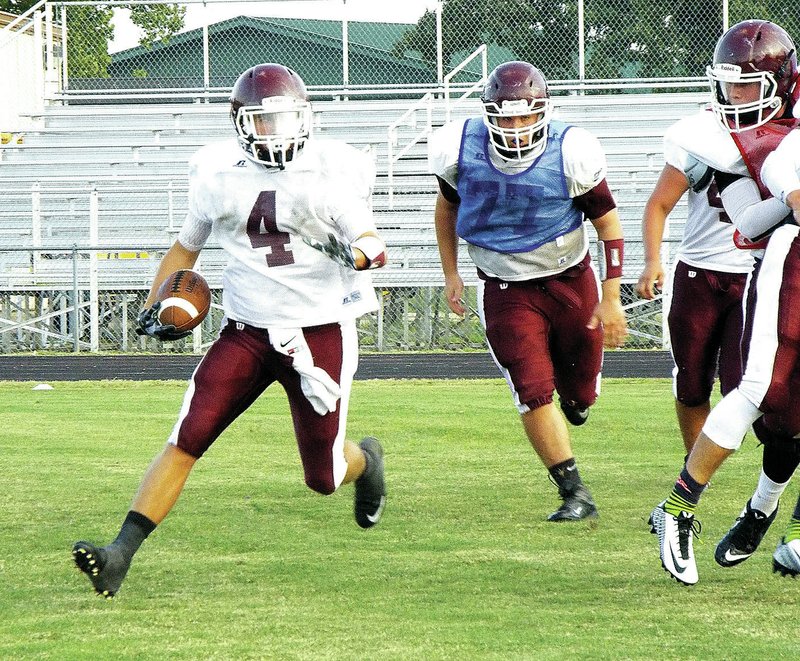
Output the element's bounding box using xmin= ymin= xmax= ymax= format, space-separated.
xmin=268 ymin=327 xmax=341 ymax=415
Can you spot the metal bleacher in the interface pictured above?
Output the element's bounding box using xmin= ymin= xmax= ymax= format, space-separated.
xmin=0 ymin=93 xmax=707 ymax=292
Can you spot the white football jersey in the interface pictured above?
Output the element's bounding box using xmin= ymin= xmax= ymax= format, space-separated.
xmin=663 ymin=111 xmax=753 ymax=273
xmin=178 ymin=138 xmax=379 ymax=328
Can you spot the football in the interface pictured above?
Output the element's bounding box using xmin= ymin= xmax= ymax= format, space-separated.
xmin=154 ymin=269 xmax=211 ymax=333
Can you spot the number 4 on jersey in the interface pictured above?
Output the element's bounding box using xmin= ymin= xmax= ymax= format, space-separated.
xmin=246 ymin=190 xmax=295 ymax=267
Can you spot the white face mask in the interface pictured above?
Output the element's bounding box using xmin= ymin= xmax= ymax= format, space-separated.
xmin=481 ymin=98 xmax=553 ymax=163
xmin=707 ymin=63 xmax=783 ymax=132
xmin=234 ymin=96 xmax=313 ymax=167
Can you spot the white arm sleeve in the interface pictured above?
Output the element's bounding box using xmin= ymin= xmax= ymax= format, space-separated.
xmin=762 ymin=130 xmax=800 ymax=203
xmin=720 ymin=178 xmax=791 ymax=240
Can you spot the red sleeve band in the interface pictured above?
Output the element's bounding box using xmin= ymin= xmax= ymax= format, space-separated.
xmin=573 ymin=178 xmax=616 ymax=219
xmin=597 ymin=238 xmax=624 ymax=281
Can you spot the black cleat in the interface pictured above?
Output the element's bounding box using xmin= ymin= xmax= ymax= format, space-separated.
xmin=559 ymin=399 xmax=589 ymax=426
xmin=548 ymin=484 xmax=598 ymax=522
xmin=354 ymin=437 xmax=386 ymax=529
xmin=72 ymin=541 xmax=131 ymax=599
xmin=714 ymin=500 xmax=778 ymax=567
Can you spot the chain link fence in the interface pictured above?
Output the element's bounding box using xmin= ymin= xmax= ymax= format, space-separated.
xmin=5 ymin=0 xmax=799 ymax=103
xmin=0 ymin=247 xmax=662 ymax=353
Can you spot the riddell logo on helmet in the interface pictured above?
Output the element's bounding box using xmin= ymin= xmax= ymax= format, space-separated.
xmin=500 ymin=99 xmax=530 ymax=112
xmin=715 ymin=63 xmax=742 ymax=74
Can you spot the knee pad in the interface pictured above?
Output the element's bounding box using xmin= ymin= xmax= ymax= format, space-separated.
xmin=702 ymin=389 xmax=762 ymax=450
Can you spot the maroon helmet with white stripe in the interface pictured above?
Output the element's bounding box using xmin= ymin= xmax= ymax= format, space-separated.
xmin=481 ymin=61 xmax=553 ymax=162
xmin=707 ymin=20 xmax=798 ymax=132
xmin=230 ymin=63 xmax=312 ymax=168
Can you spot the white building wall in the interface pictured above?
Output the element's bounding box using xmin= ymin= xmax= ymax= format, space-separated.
xmin=0 ymin=10 xmax=51 ymax=134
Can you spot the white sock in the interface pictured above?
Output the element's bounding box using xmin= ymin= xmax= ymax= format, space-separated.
xmin=750 ymin=470 xmax=790 ymax=516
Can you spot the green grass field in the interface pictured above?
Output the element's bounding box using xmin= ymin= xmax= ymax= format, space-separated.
xmin=1 ymin=378 xmax=797 ymax=660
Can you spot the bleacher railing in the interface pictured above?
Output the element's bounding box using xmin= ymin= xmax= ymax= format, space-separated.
xmin=0 ymin=236 xmax=671 ymax=355
xmin=443 ymin=44 xmax=487 ymax=124
xmin=386 ymin=92 xmax=433 ymax=209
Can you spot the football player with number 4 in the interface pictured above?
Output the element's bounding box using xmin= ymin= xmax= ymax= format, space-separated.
xmin=428 ymin=61 xmax=627 ymax=523
xmin=72 ymin=63 xmax=388 ymax=598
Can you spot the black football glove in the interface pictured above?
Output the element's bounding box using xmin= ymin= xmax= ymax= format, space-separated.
xmin=135 ymin=302 xmax=192 ymax=341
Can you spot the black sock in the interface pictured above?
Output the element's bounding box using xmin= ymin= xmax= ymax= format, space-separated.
xmin=109 ymin=510 xmax=157 ymax=562
xmin=664 ymin=466 xmax=705 ymax=516
xmin=763 ymin=443 xmax=800 ymax=483
xmin=549 ymin=458 xmax=581 ymax=491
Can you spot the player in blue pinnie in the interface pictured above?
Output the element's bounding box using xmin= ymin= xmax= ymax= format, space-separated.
xmin=428 ymin=61 xmax=627 ymax=522
xmin=72 ymin=63 xmax=388 ymax=598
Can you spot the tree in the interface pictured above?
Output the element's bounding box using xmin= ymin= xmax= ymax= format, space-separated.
xmin=0 ymin=0 xmax=40 ymax=12
xmin=583 ymin=0 xmax=723 ymax=80
xmin=129 ymin=4 xmax=186 ymax=49
xmin=393 ymin=0 xmax=580 ymax=82
xmin=393 ymin=0 xmax=800 ymax=87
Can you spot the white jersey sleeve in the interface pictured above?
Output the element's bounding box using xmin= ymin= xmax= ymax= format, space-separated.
xmin=176 ymin=215 xmax=212 ymax=252
xmin=561 ymin=127 xmax=607 ymax=197
xmin=177 ymin=150 xmax=215 ymax=251
xmin=762 ymin=129 xmax=800 ymax=203
xmin=427 ymin=119 xmax=468 ymax=189
xmin=665 ymin=110 xmax=747 ymax=175
xmin=664 ymin=136 xmax=712 ymax=192
xmin=321 ymin=143 xmax=376 ymax=242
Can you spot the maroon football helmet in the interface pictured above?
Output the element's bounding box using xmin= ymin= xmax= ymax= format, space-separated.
xmin=707 ymin=20 xmax=798 ymax=132
xmin=481 ymin=61 xmax=553 ymax=162
xmin=230 ymin=63 xmax=312 ymax=167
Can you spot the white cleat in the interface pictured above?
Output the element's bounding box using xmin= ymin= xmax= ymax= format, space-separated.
xmin=650 ymin=503 xmax=700 ymax=586
xmin=772 ymin=538 xmax=800 ymax=578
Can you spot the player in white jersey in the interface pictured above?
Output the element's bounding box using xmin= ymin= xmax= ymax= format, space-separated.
xmin=429 ymin=61 xmax=627 ymax=523
xmin=762 ymin=127 xmax=800 ymax=220
xmin=72 ymin=64 xmax=388 ymax=598
xmin=649 ymin=20 xmax=800 ymax=585
xmin=637 ymin=111 xmax=752 ymax=454
xmin=714 ymin=124 xmax=800 ymax=578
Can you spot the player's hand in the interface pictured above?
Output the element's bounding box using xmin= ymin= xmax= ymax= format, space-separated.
xmin=587 ymin=298 xmax=628 ymax=348
xmin=636 ymin=260 xmax=664 ymax=300
xmin=303 ymin=233 xmax=356 ymax=269
xmin=135 ymin=303 xmax=191 ymax=341
xmin=786 ymin=190 xmax=800 ymax=225
xmin=444 ymin=273 xmax=466 ymax=316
